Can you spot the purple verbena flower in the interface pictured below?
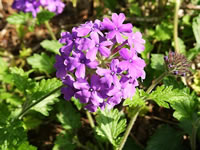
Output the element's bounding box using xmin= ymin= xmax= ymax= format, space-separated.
xmin=101 ymin=13 xmax=133 ymax=43
xmin=40 ymin=0 xmax=65 ymax=14
xmin=55 ymin=13 xmax=146 ymax=112
xmin=12 ymin=0 xmax=65 ymax=17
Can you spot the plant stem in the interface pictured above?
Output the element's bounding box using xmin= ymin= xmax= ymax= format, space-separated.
xmin=173 ymin=0 xmax=181 ymax=53
xmin=86 ymin=111 xmax=95 ymax=128
xmin=17 ymin=84 xmax=64 ymax=119
xmin=45 ymin=21 xmax=57 ymax=40
xmin=117 ymin=72 xmax=169 ymax=150
xmin=191 ymin=118 xmax=200 ymax=150
xmin=146 ymin=71 xmax=168 ymax=94
xmin=117 ymin=106 xmax=141 ymax=150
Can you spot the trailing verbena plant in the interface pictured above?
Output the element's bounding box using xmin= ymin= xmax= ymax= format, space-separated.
xmin=1 ymin=1 xmax=200 ymax=150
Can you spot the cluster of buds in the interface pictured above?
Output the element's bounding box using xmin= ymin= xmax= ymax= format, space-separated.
xmin=12 ymin=0 xmax=65 ymax=17
xmin=164 ymin=51 xmax=191 ymax=76
xmin=55 ymin=13 xmax=146 ymax=112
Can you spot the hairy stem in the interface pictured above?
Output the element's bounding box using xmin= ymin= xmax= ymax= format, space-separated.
xmin=86 ymin=111 xmax=95 ymax=128
xmin=45 ymin=21 xmax=57 ymax=40
xmin=173 ymin=0 xmax=181 ymax=53
xmin=17 ymin=84 xmax=64 ymax=119
xmin=117 ymin=72 xmax=168 ymax=150
xmin=117 ymin=106 xmax=141 ymax=150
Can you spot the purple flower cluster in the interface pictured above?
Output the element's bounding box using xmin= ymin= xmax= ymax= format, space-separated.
xmin=12 ymin=0 xmax=65 ymax=17
xmin=55 ymin=13 xmax=146 ymax=112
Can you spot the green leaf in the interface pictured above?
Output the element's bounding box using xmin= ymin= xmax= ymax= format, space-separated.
xmin=129 ymin=3 xmax=141 ymax=16
xmin=0 ymin=120 xmax=28 ymax=149
xmin=10 ymin=67 xmax=34 ymax=93
xmin=27 ymin=52 xmax=55 ymax=74
xmin=0 ymin=57 xmax=8 ymax=73
xmin=53 ymin=133 xmax=76 ymax=150
xmin=141 ymin=39 xmax=153 ymax=63
xmin=37 ymin=10 xmax=55 ymax=25
xmin=123 ymin=88 xmax=147 ymax=107
xmin=146 ymin=125 xmax=185 ymax=150
xmin=40 ymin=40 xmax=63 ymax=54
xmin=171 ymin=95 xmax=196 ymax=120
xmin=192 ymin=14 xmax=200 ymax=44
xmin=23 ymin=115 xmax=42 ymax=130
xmin=150 ymin=54 xmax=165 ymax=71
xmin=0 ymin=103 xmax=11 ymax=124
xmin=71 ymin=97 xmax=83 ymax=110
xmin=6 ymin=12 xmax=32 ymax=25
xmin=56 ymin=101 xmax=81 ymax=130
xmin=149 ymin=86 xmax=194 ymax=108
xmin=95 ymin=108 xmax=126 ymax=147
xmin=172 ymin=37 xmax=186 ymax=55
xmin=17 ymin=142 xmax=37 ymax=150
xmin=0 ymin=90 xmax=22 ymax=106
xmin=154 ymin=23 xmax=172 ymax=41
xmin=29 ymin=78 xmax=62 ymax=116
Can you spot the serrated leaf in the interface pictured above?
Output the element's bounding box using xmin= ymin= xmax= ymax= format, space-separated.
xmin=53 ymin=133 xmax=76 ymax=150
xmin=9 ymin=67 xmax=34 ymax=93
xmin=150 ymin=54 xmax=165 ymax=71
xmin=172 ymin=98 xmax=196 ymax=120
xmin=56 ymin=101 xmax=81 ymax=130
xmin=40 ymin=40 xmax=62 ymax=54
xmin=149 ymin=85 xmax=194 ymax=108
xmin=95 ymin=108 xmax=126 ymax=147
xmin=0 ymin=120 xmax=27 ymax=150
xmin=71 ymin=97 xmax=83 ymax=110
xmin=29 ymin=78 xmax=62 ymax=116
xmin=37 ymin=10 xmax=55 ymax=25
xmin=123 ymin=88 xmax=147 ymax=107
xmin=146 ymin=125 xmax=185 ymax=150
xmin=6 ymin=12 xmax=32 ymax=25
xmin=27 ymin=52 xmax=55 ymax=74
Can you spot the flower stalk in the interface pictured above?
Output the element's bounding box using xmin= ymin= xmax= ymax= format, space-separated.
xmin=117 ymin=71 xmax=168 ymax=150
xmin=45 ymin=21 xmax=57 ymax=40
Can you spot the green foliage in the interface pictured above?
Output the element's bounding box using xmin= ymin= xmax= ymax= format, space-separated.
xmin=95 ymin=108 xmax=126 ymax=147
xmin=123 ymin=88 xmax=147 ymax=107
xmin=192 ymin=14 xmax=200 ymax=45
xmin=17 ymin=142 xmax=37 ymax=150
xmin=154 ymin=23 xmax=172 ymax=41
xmin=149 ymin=85 xmax=193 ymax=108
xmin=29 ymin=78 xmax=62 ymax=116
xmin=0 ymin=119 xmax=28 ymax=150
xmin=150 ymin=54 xmax=165 ymax=71
xmin=129 ymin=3 xmax=141 ymax=16
xmin=40 ymin=40 xmax=63 ymax=54
xmin=71 ymin=96 xmax=83 ymax=110
xmin=9 ymin=67 xmax=34 ymax=93
xmin=102 ymin=0 xmax=117 ymax=11
xmin=6 ymin=12 xmax=32 ymax=25
xmin=146 ymin=125 xmax=186 ymax=150
xmin=27 ymin=52 xmax=55 ymax=74
xmin=37 ymin=10 xmax=55 ymax=25
xmin=141 ymin=39 xmax=154 ymax=63
xmin=53 ymin=133 xmax=76 ymax=150
xmin=56 ymin=101 xmax=81 ymax=130
xmin=172 ymin=94 xmax=196 ymax=120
